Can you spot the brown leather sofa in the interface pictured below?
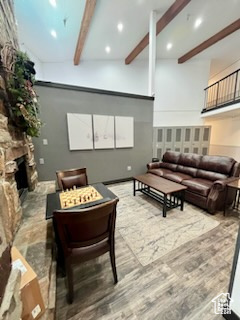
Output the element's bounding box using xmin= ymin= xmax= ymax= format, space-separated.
xmin=147 ymin=151 xmax=240 ymax=214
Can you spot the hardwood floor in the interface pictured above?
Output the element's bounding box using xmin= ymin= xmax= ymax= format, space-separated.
xmin=55 ymin=182 xmax=239 ymax=320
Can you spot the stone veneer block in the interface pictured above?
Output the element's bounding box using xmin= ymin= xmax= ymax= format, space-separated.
xmin=0 ymin=246 xmax=11 ymax=306
xmin=0 ymin=0 xmax=18 ymax=48
xmin=5 ymin=161 xmax=17 ymax=175
xmin=0 ymin=183 xmax=12 ymax=243
xmin=0 ymin=148 xmax=5 ymax=178
xmin=0 ymin=218 xmax=9 ymax=306
xmin=0 ymin=101 xmax=7 ymax=115
xmin=0 ymin=114 xmax=8 ymax=131
xmin=0 ymin=129 xmax=11 ymax=144
xmin=5 ymin=146 xmax=28 ymax=162
xmin=0 ymin=182 xmax=22 ymax=243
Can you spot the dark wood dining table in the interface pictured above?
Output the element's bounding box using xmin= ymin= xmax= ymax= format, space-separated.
xmin=46 ymin=182 xmax=118 ymax=219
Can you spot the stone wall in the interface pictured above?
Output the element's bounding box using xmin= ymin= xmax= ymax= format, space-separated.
xmin=0 ymin=80 xmax=38 ymax=317
xmin=0 ymin=79 xmax=38 ymax=242
xmin=0 ymin=0 xmax=18 ymax=49
xmin=0 ymin=0 xmax=38 ymax=318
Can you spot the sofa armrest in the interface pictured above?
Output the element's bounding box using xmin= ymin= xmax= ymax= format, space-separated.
xmin=147 ymin=162 xmax=161 ymax=170
xmin=212 ymin=177 xmax=239 ymax=192
xmin=207 ymin=177 xmax=239 ymax=213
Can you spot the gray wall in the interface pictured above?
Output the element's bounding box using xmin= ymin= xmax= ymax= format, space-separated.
xmin=34 ymin=83 xmax=153 ymax=183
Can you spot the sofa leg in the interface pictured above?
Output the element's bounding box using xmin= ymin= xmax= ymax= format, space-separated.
xmin=180 ymin=191 xmax=185 ymax=211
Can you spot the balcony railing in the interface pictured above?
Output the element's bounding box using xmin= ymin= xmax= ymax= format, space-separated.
xmin=202 ymin=68 xmax=240 ymax=113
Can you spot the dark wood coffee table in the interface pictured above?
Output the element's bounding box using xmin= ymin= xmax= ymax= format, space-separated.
xmin=133 ymin=174 xmax=187 ymax=217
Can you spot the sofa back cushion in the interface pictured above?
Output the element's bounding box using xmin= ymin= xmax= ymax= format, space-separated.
xmin=196 ymin=169 xmax=228 ymax=181
xmin=176 ymin=165 xmax=198 ymax=177
xmin=199 ymin=155 xmax=235 ymax=175
xmin=162 ymin=151 xmax=180 ymax=164
xmin=159 ymin=162 xmax=178 ymax=171
xmin=178 ymin=153 xmax=202 ymax=168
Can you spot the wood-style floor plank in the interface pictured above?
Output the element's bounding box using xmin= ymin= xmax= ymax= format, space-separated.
xmin=55 ymin=182 xmax=240 ymax=320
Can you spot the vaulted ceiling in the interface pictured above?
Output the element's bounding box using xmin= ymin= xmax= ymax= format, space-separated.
xmin=15 ymin=0 xmax=240 ymax=78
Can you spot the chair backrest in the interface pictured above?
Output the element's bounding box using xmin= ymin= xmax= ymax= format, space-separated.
xmin=56 ymin=167 xmax=88 ymax=190
xmin=53 ymin=199 xmax=118 ymax=255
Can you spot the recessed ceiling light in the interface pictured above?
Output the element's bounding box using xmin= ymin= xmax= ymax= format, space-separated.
xmin=117 ymin=23 xmax=123 ymax=32
xmin=166 ymin=43 xmax=172 ymax=50
xmin=50 ymin=30 xmax=57 ymax=38
xmin=49 ymin=0 xmax=57 ymax=7
xmin=105 ymin=46 xmax=111 ymax=53
xmin=194 ymin=18 xmax=202 ymax=29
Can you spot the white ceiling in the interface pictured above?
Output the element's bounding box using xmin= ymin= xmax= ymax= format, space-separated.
xmin=15 ymin=0 xmax=240 ymax=77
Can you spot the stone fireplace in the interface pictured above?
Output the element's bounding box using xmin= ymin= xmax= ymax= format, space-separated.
xmin=0 ymin=1 xmax=38 ymax=317
xmin=0 ymin=80 xmax=38 ymax=319
xmin=0 ymin=96 xmax=38 ymax=243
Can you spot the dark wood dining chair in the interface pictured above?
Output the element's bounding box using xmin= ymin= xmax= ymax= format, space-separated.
xmin=56 ymin=167 xmax=88 ymax=190
xmin=53 ymin=198 xmax=119 ymax=303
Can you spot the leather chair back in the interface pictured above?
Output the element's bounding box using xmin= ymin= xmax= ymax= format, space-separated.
xmin=53 ymin=198 xmax=119 ymax=303
xmin=54 ymin=199 xmax=118 ymax=255
xmin=56 ymin=167 xmax=88 ymax=190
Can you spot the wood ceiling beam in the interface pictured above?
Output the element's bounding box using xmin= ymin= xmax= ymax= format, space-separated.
xmin=74 ymin=0 xmax=96 ymax=66
xmin=178 ymin=18 xmax=240 ymax=64
xmin=125 ymin=0 xmax=191 ymax=65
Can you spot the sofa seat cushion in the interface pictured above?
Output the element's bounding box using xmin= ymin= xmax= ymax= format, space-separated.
xmin=148 ymin=168 xmax=173 ymax=177
xmin=182 ymin=178 xmax=213 ymax=197
xmin=163 ymin=172 xmax=192 ymax=183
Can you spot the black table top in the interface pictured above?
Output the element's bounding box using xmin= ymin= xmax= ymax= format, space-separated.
xmin=46 ymin=183 xmax=118 ymax=220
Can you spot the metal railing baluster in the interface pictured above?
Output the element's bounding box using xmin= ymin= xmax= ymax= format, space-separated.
xmin=203 ymin=68 xmax=240 ymax=113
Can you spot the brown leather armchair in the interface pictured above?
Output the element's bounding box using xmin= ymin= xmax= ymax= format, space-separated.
xmin=56 ymin=167 xmax=88 ymax=190
xmin=53 ymin=198 xmax=119 ymax=303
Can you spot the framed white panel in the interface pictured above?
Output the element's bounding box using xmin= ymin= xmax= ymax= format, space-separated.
xmin=67 ymin=113 xmax=93 ymax=150
xmin=115 ymin=116 xmax=134 ymax=148
xmin=93 ymin=115 xmax=114 ymax=149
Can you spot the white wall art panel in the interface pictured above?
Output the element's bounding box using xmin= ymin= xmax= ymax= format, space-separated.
xmin=93 ymin=115 xmax=114 ymax=149
xmin=115 ymin=116 xmax=134 ymax=148
xmin=67 ymin=113 xmax=93 ymax=150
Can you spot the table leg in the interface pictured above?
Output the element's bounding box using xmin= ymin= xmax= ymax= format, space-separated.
xmin=163 ymin=194 xmax=167 ymax=218
xmin=133 ymin=179 xmax=136 ymax=196
xmin=237 ymin=190 xmax=240 ymax=209
xmin=180 ymin=190 xmax=185 ymax=211
xmin=224 ymin=186 xmax=229 ymax=216
xmin=53 ymin=218 xmax=65 ymax=275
